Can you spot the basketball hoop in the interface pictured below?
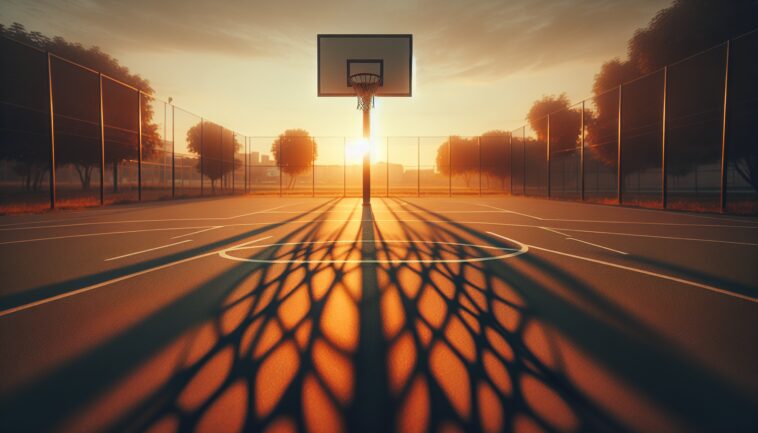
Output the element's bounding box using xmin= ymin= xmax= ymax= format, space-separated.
xmin=349 ymin=73 xmax=381 ymax=111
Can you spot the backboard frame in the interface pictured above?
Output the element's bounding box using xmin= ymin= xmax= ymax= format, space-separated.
xmin=317 ymin=34 xmax=412 ymax=97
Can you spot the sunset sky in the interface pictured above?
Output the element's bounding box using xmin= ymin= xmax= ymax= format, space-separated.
xmin=2 ymin=0 xmax=671 ymax=138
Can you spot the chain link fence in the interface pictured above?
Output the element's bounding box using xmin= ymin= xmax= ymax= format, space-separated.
xmin=1 ymin=31 xmax=756 ymax=214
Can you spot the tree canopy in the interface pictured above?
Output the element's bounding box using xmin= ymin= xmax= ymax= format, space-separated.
xmin=585 ymin=0 xmax=757 ymax=187
xmin=527 ymin=94 xmax=584 ymax=154
xmin=271 ymin=129 xmax=318 ymax=188
xmin=0 ymin=23 xmax=160 ymax=191
xmin=186 ymin=121 xmax=241 ymax=190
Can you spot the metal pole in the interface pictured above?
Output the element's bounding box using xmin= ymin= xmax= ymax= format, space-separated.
xmin=200 ymin=118 xmax=204 ymax=197
xmin=448 ymin=136 xmax=452 ymax=197
xmin=163 ymin=102 xmax=166 ymax=193
xmin=509 ymin=133 xmax=513 ymax=195
xmin=343 ymin=137 xmax=346 ymax=197
xmin=362 ymin=109 xmax=371 ymax=205
xmin=579 ymin=101 xmax=585 ymax=201
xmin=47 ymin=53 xmax=56 ymax=209
xmin=522 ymin=128 xmax=526 ymax=195
xmin=279 ymin=137 xmax=283 ymax=197
xmin=720 ymin=41 xmax=731 ymax=213
xmin=546 ymin=115 xmax=551 ymax=198
xmin=661 ymin=67 xmax=668 ymax=208
xmin=220 ymin=127 xmax=224 ymax=194
xmin=171 ymin=103 xmax=175 ymax=199
xmin=244 ymin=135 xmax=248 ymax=194
xmin=478 ymin=136 xmax=482 ymax=195
xmin=231 ymin=131 xmax=235 ymax=195
xmin=137 ymin=91 xmax=143 ymax=201
xmin=617 ymin=85 xmax=623 ymax=205
xmin=417 ymin=137 xmax=420 ymax=197
xmin=98 ymin=74 xmax=105 ymax=205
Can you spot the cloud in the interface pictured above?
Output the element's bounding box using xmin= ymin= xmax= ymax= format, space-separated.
xmin=2 ymin=0 xmax=670 ymax=80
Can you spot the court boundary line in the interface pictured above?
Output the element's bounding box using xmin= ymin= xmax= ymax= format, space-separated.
xmin=4 ymin=218 xmax=754 ymax=247
xmin=219 ymin=238 xmax=528 ymax=264
xmin=171 ymin=226 xmax=223 ymax=239
xmin=105 ymin=240 xmax=194 ymax=262
xmin=566 ymin=237 xmax=628 ymax=255
xmin=0 ymin=226 xmax=214 ymax=245
xmin=463 ymin=199 xmax=758 ymax=225
xmin=487 ymin=231 xmax=757 ymax=304
xmin=0 ymin=236 xmax=273 ymax=318
xmin=0 ymin=201 xmax=309 ymax=232
xmin=465 ymin=202 xmax=758 ymax=228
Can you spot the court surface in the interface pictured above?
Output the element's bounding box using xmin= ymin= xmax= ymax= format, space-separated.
xmin=0 ymin=196 xmax=756 ymax=433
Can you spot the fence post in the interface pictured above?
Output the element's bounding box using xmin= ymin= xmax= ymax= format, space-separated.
xmin=171 ymin=103 xmax=175 ymax=199
xmin=47 ymin=53 xmax=56 ymax=209
xmin=448 ymin=136 xmax=452 ymax=197
xmin=98 ymin=73 xmax=105 ymax=205
xmin=279 ymin=138 xmax=283 ymax=197
xmin=661 ymin=67 xmax=668 ymax=209
xmin=509 ymin=133 xmax=513 ymax=195
xmin=478 ymin=136 xmax=482 ymax=196
xmin=220 ymin=127 xmax=224 ymax=193
xmin=343 ymin=137 xmax=346 ymax=197
xmin=579 ymin=101 xmax=585 ymax=201
xmin=137 ymin=91 xmax=143 ymax=201
xmin=521 ymin=126 xmax=526 ymax=197
xmin=720 ymin=40 xmax=731 ymax=213
xmin=200 ymin=118 xmax=204 ymax=197
xmin=231 ymin=131 xmax=235 ymax=194
xmin=244 ymin=137 xmax=248 ymax=194
xmin=546 ymin=115 xmax=551 ymax=198
xmin=617 ymin=84 xmax=623 ymax=205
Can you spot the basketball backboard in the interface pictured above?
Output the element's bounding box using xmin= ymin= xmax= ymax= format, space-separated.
xmin=317 ymin=34 xmax=412 ymax=97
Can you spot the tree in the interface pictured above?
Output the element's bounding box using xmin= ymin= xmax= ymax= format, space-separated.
xmin=526 ymin=94 xmax=584 ymax=153
xmin=185 ymin=121 xmax=241 ymax=191
xmin=271 ymin=129 xmax=318 ymax=189
xmin=480 ymin=130 xmax=510 ymax=189
xmin=436 ymin=136 xmax=479 ymax=187
xmin=0 ymin=23 xmax=160 ymax=192
xmin=588 ymin=0 xmax=758 ymax=190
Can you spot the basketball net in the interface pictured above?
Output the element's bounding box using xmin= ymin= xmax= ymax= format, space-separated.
xmin=349 ymin=73 xmax=381 ymax=111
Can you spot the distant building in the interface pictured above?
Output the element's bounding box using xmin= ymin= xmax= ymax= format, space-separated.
xmin=261 ymin=155 xmax=271 ymax=165
xmin=249 ymin=152 xmax=260 ymax=165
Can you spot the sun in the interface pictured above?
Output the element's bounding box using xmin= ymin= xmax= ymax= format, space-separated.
xmin=345 ymin=137 xmax=381 ymax=165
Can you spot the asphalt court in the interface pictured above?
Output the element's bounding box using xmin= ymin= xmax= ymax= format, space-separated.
xmin=0 ymin=195 xmax=756 ymax=433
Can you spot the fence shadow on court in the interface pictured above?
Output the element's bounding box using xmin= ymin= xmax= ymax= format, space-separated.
xmin=103 ymin=200 xmax=634 ymax=433
xmin=1 ymin=198 xmax=755 ymax=433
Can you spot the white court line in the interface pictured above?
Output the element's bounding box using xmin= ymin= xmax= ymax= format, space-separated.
xmin=219 ymin=219 xmax=756 ymax=247
xmin=539 ymin=226 xmax=569 ymax=236
xmin=0 ymin=236 xmax=272 ymax=318
xmin=0 ymin=202 xmax=309 ymax=232
xmin=540 ymin=225 xmax=627 ymax=254
xmin=105 ymin=240 xmax=194 ymax=262
xmin=0 ymin=226 xmax=212 ymax=245
xmin=463 ymin=202 xmax=544 ymax=220
xmin=226 ymin=201 xmax=310 ymax=219
xmin=487 ymin=231 xmax=757 ymax=304
xmin=465 ymin=202 xmax=758 ymax=228
xmin=567 ymin=237 xmax=628 ymax=255
xmin=557 ymin=227 xmax=758 ymax=246
xmin=171 ymin=226 xmax=223 ymax=239
xmin=220 ymin=239 xmax=527 ymax=265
